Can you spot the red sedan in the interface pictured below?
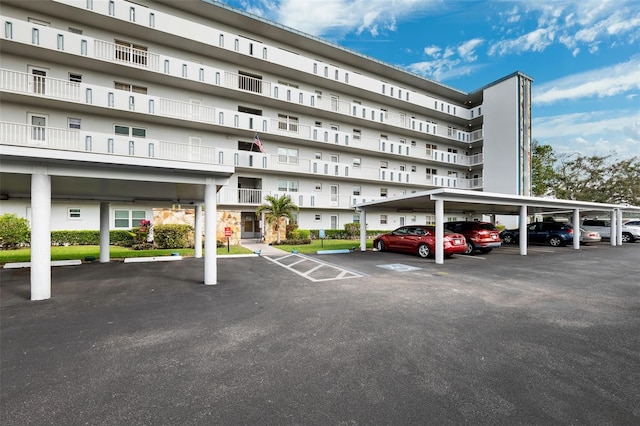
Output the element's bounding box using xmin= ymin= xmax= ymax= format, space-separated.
xmin=373 ymin=225 xmax=467 ymax=258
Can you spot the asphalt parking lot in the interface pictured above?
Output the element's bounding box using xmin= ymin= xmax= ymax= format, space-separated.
xmin=1 ymin=242 xmax=639 ymax=425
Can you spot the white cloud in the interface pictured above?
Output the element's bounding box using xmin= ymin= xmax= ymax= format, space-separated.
xmin=407 ymin=38 xmax=484 ymax=81
xmin=533 ymin=59 xmax=640 ymax=105
xmin=488 ymin=27 xmax=556 ymax=56
xmin=243 ymin=0 xmax=437 ymax=39
xmin=533 ymin=110 xmax=640 ymax=157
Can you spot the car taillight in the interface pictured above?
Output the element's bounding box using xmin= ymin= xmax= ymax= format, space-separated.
xmin=568 ymin=228 xmax=573 ymax=234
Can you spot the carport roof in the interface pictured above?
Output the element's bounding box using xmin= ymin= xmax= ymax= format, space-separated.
xmin=355 ymin=188 xmax=640 ymax=216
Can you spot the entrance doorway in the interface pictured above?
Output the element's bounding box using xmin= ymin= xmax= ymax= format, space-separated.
xmin=241 ymin=211 xmax=260 ymax=239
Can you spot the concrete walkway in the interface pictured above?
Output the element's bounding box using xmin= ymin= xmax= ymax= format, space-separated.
xmin=239 ymin=239 xmax=290 ymax=256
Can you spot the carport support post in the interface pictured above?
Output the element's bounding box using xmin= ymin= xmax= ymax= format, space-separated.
xmin=359 ymin=210 xmax=367 ymax=252
xmin=99 ymin=202 xmax=110 ymax=263
xmin=194 ymin=204 xmax=203 ymax=258
xmin=573 ymin=209 xmax=580 ymax=250
xmin=519 ymin=205 xmax=528 ymax=256
xmin=616 ymin=209 xmax=623 ymax=246
xmin=435 ymin=199 xmax=444 ymax=264
xmin=31 ymin=170 xmax=51 ymax=301
xmin=610 ymin=210 xmax=617 ymax=246
xmin=204 ymin=181 xmax=217 ymax=285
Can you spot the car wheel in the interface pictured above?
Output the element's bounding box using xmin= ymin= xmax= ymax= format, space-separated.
xmin=503 ymin=234 xmax=515 ymax=244
xmin=548 ymin=236 xmax=563 ymax=247
xmin=464 ymin=240 xmax=475 ymax=255
xmin=621 ymin=232 xmax=634 ymax=243
xmin=375 ymin=240 xmax=385 ymax=251
xmin=417 ymin=243 xmax=431 ymax=258
xmin=479 ymin=248 xmax=492 ymax=254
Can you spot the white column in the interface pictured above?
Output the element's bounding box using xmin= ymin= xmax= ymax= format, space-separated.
xmin=519 ymin=205 xmax=528 ymax=256
xmin=610 ymin=210 xmax=617 ymax=246
xmin=204 ymin=181 xmax=217 ymax=285
xmin=99 ymin=202 xmax=110 ymax=263
xmin=617 ymin=209 xmax=623 ymax=246
xmin=435 ymin=199 xmax=444 ymax=264
xmin=359 ymin=210 xmax=367 ymax=252
xmin=573 ymin=208 xmax=580 ymax=250
xmin=194 ymin=204 xmax=203 ymax=258
xmin=31 ymin=170 xmax=51 ymax=301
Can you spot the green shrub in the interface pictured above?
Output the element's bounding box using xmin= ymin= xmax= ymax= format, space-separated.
xmin=0 ymin=213 xmax=30 ymax=249
xmin=110 ymin=230 xmax=135 ymax=246
xmin=287 ymin=229 xmax=311 ymax=240
xmin=153 ymin=224 xmax=193 ymax=249
xmin=51 ymin=230 xmax=99 ymax=246
xmin=274 ymin=238 xmax=312 ymax=245
xmin=343 ymin=223 xmax=361 ymax=239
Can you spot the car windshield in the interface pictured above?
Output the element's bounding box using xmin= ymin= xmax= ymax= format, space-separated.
xmin=478 ymin=223 xmax=497 ymax=230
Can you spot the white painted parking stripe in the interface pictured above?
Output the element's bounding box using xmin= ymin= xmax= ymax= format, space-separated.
xmin=264 ymin=253 xmax=366 ymax=282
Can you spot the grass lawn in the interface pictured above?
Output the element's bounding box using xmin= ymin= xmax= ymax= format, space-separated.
xmin=0 ymin=245 xmax=254 ymax=264
xmin=273 ymin=239 xmax=373 ymax=254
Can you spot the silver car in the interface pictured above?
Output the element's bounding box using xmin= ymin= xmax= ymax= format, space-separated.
xmin=579 ymin=228 xmax=601 ymax=244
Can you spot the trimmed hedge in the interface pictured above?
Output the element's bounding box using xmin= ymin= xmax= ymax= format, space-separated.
xmin=50 ymin=230 xmax=135 ymax=246
xmin=309 ymin=228 xmax=383 ymax=239
xmin=153 ymin=224 xmax=193 ymax=249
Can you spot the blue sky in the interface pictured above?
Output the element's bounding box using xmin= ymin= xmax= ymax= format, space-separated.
xmin=217 ymin=0 xmax=640 ymax=159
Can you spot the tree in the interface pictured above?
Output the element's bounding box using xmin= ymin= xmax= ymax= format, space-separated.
xmin=531 ymin=140 xmax=557 ymax=196
xmin=256 ymin=194 xmax=299 ymax=244
xmin=531 ymin=144 xmax=640 ymax=205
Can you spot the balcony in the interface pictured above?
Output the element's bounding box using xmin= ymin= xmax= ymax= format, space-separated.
xmin=1 ymin=14 xmax=480 ymax=145
xmin=0 ymin=121 xmax=216 ymax=166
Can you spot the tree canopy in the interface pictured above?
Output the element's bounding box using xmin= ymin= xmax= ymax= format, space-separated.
xmin=531 ymin=141 xmax=640 ymax=206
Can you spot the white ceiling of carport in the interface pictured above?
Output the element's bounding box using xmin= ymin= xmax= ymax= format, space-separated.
xmin=355 ymin=188 xmax=640 ymax=216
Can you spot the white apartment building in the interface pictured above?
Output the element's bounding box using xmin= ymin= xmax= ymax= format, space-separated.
xmin=1 ymin=0 xmax=533 ymax=241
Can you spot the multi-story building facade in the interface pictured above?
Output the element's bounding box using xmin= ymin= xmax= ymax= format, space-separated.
xmin=1 ymin=0 xmax=532 ymax=241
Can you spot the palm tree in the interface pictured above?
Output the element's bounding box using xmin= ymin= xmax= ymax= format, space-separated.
xmin=256 ymin=194 xmax=299 ymax=244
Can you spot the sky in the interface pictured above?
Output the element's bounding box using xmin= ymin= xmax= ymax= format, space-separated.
xmin=216 ymin=0 xmax=640 ymax=159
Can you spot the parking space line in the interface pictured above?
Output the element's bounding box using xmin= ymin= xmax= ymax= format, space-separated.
xmin=264 ymin=253 xmax=366 ymax=282
xmin=456 ymin=255 xmax=487 ymax=260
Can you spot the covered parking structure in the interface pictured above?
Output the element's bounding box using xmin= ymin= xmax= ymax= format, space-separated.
xmin=1 ymin=153 xmax=234 ymax=301
xmin=355 ymin=188 xmax=640 ymax=264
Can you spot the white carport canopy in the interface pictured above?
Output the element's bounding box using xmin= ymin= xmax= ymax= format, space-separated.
xmin=355 ymin=188 xmax=640 ymax=264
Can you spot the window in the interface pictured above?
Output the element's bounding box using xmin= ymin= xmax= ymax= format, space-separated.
xmin=28 ymin=17 xmax=50 ymax=26
xmin=380 ymin=214 xmax=388 ymax=225
xmin=114 ymin=209 xmax=146 ymax=228
xmin=353 ymin=215 xmax=360 ymax=223
xmin=353 ymin=157 xmax=361 ymax=168
xmin=68 ymin=27 xmax=83 ymax=34
xmin=353 ymin=129 xmax=361 ymax=140
xmin=380 ymin=188 xmax=388 ymax=197
xmin=315 ymin=152 xmax=322 ymax=159
xmin=69 ymin=73 xmax=82 ymax=83
xmin=114 ymin=125 xmax=146 ymax=138
xmin=67 ymin=208 xmax=81 ymax=219
xmin=315 ymin=182 xmax=322 ymax=191
xmin=68 ymin=118 xmax=81 ymax=129
xmin=380 ymin=161 xmax=388 ymax=169
xmin=353 ymin=186 xmax=361 ymax=196
xmin=411 ymin=165 xmax=417 ymax=172
xmin=277 ymin=147 xmax=298 ymax=164
xmin=315 ymin=214 xmax=321 ymax=221
xmin=426 ymin=168 xmax=437 ymax=175
xmin=277 ymin=180 xmax=298 ymax=192
xmin=115 ymin=81 xmax=147 ymax=94
xmin=238 ymin=71 xmax=262 ymax=93
xmin=277 ymin=114 xmax=298 ymax=132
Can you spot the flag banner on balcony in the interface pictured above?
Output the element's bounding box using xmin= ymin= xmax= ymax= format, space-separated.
xmin=252 ymin=133 xmax=266 ymax=154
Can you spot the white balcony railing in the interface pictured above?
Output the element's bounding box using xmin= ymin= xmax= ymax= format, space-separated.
xmin=0 ymin=121 xmax=216 ymax=165
xmin=0 ymin=15 xmax=482 ymax=145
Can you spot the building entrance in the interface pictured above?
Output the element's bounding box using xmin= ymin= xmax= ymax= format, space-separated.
xmin=241 ymin=211 xmax=261 ymax=239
